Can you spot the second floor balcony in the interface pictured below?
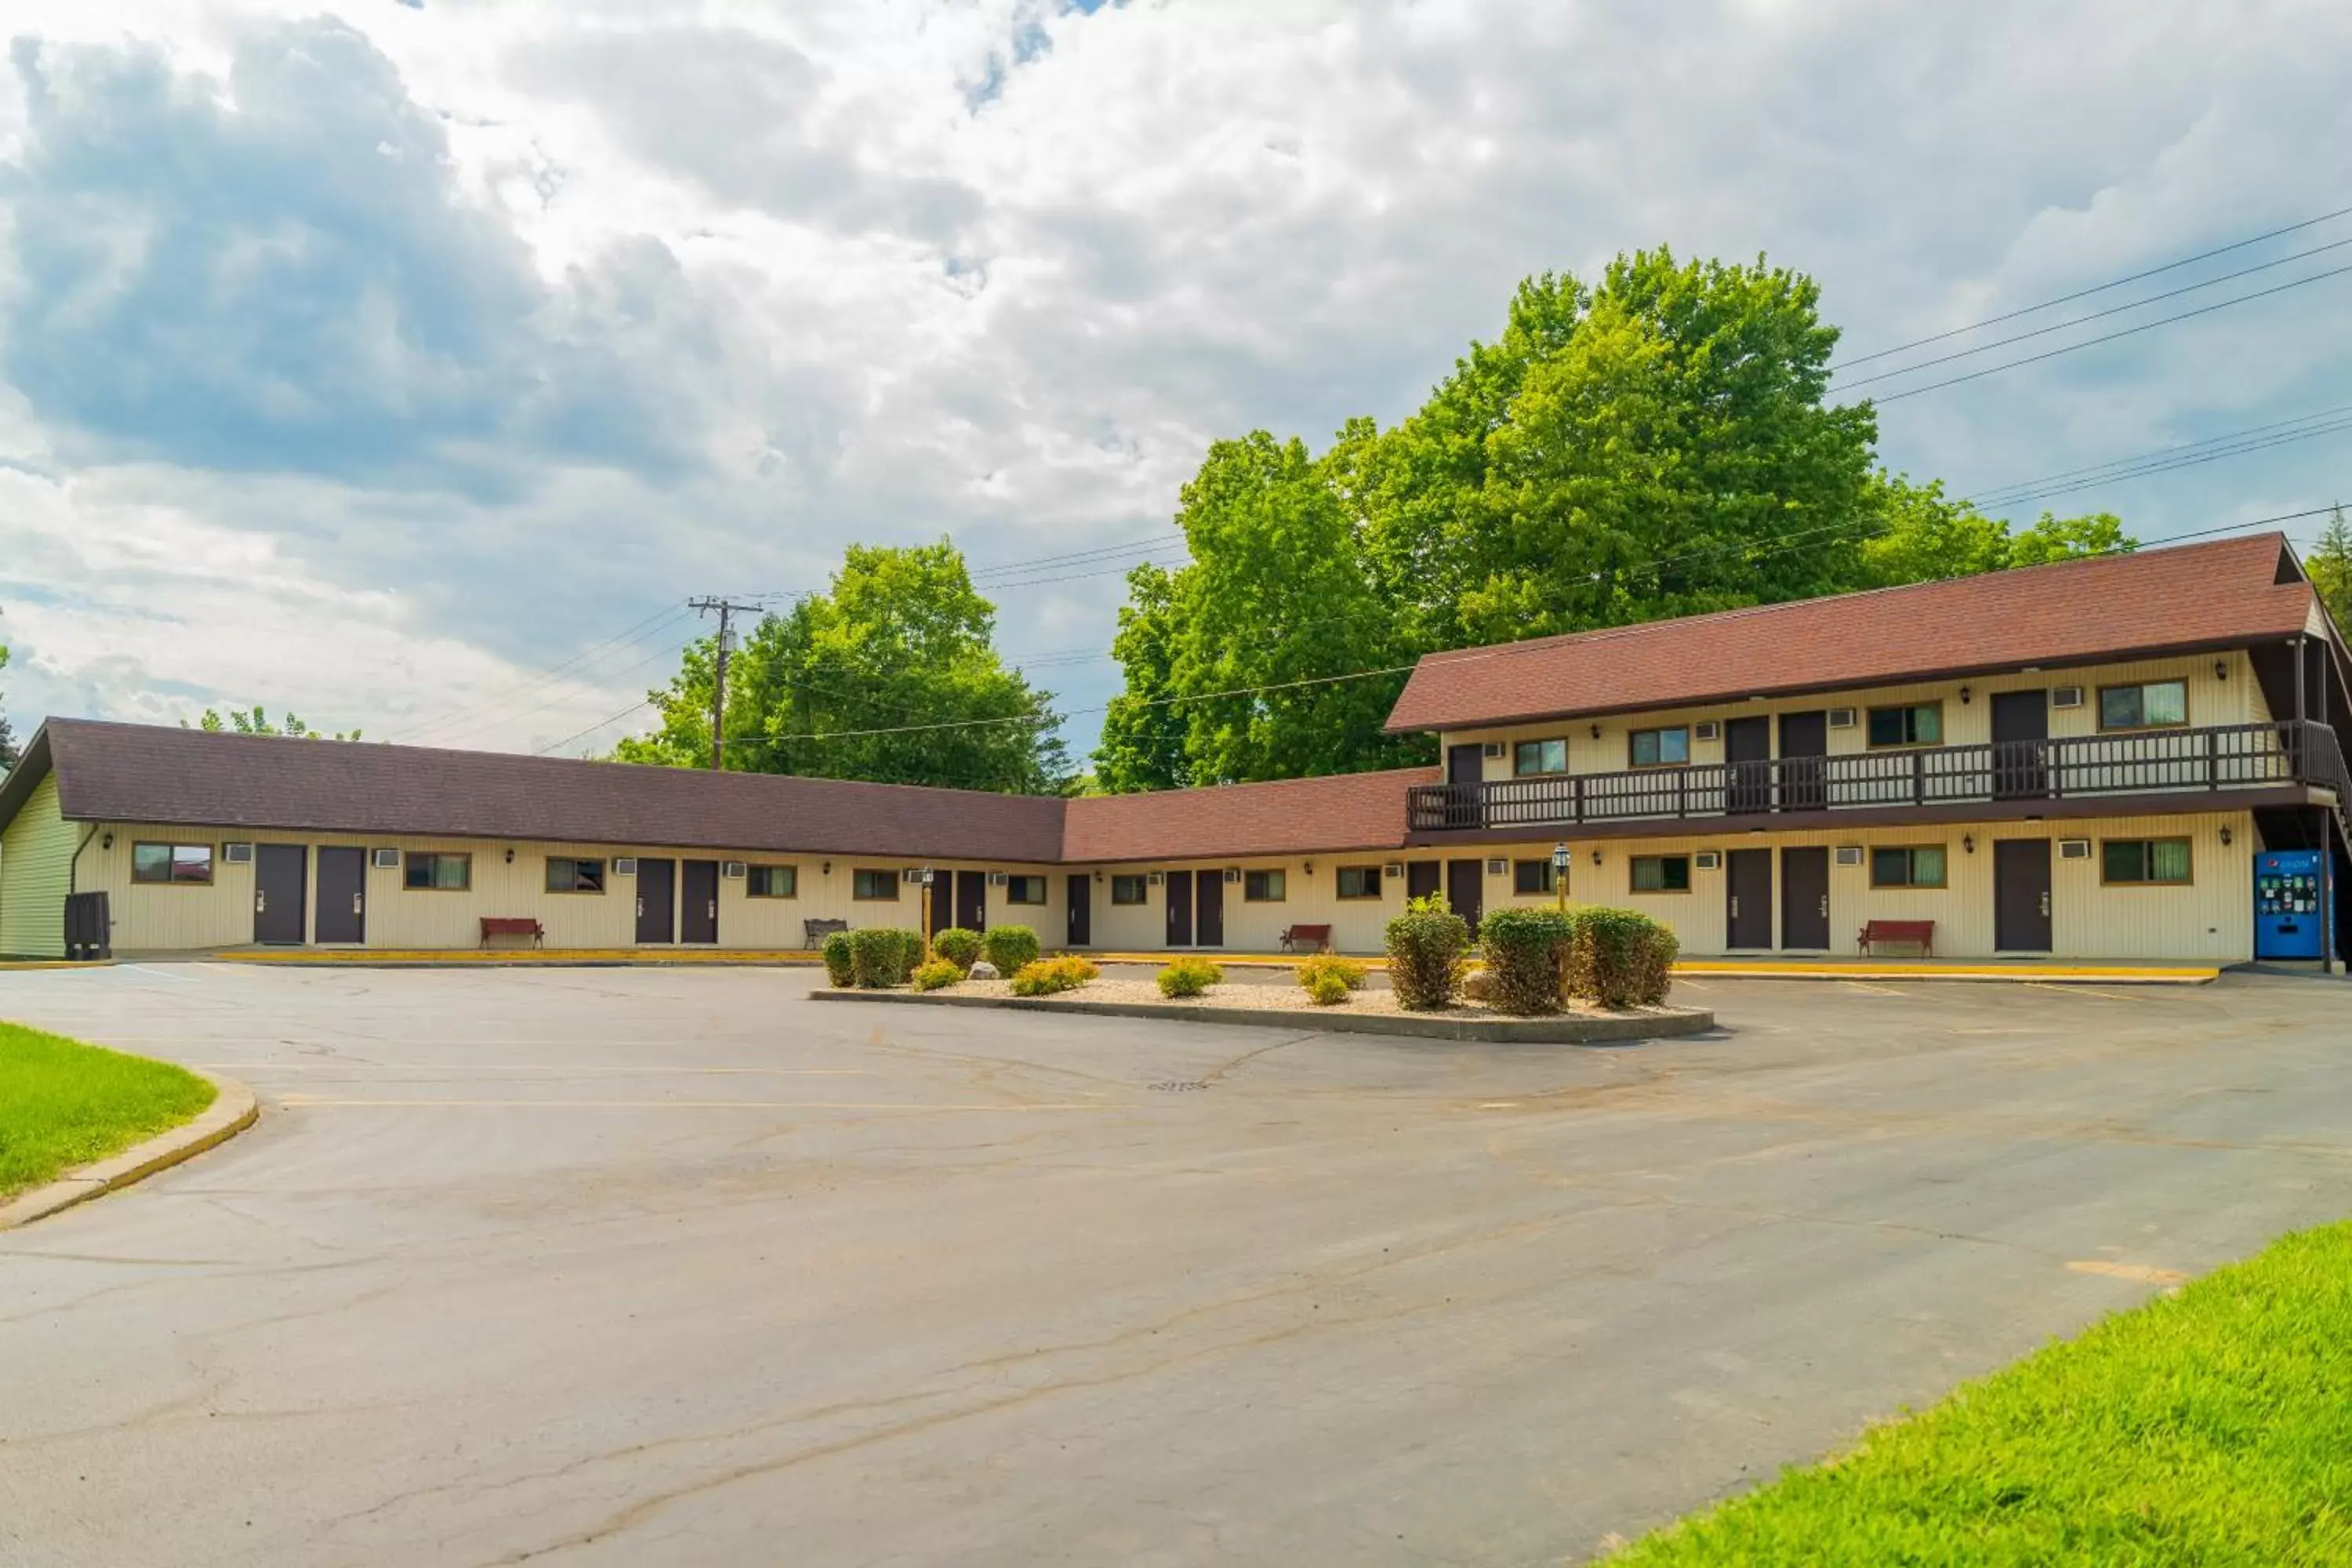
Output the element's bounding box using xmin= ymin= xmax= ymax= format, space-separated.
xmin=1406 ymin=720 xmax=2350 ymax=837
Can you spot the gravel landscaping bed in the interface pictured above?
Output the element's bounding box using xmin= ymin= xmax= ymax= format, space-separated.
xmin=942 ymin=975 xmax=1668 ymax=1021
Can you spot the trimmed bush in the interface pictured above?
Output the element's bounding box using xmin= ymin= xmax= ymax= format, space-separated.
xmin=1156 ymin=956 xmax=1223 ymax=998
xmin=821 ymin=930 xmax=855 ymax=988
xmin=1567 ymin=908 xmax=1679 ymax=1008
xmin=1477 ymin=906 xmax=1577 ymax=1016
xmin=1009 ymin=954 xmax=1099 ymax=996
xmin=1385 ymin=894 xmax=1471 ymax=1011
xmin=911 ymin=959 xmax=963 ymax=992
xmin=931 ymin=926 xmax=984 ymax=971
xmin=1295 ymin=953 xmax=1368 ymax=993
xmin=1305 ymin=971 xmax=1352 ymax=1006
xmin=848 ymin=926 xmax=921 ymax=988
xmin=982 ymin=924 xmax=1041 ymax=975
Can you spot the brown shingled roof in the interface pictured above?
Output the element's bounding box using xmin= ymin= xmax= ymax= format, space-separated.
xmin=1384 ymin=533 xmax=2323 ymax=733
xmin=1062 ymin=766 xmax=1436 ymax=862
xmin=31 ymin=720 xmax=1069 ymax=862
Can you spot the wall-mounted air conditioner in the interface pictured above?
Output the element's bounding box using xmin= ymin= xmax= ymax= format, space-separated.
xmin=223 ymin=842 xmax=254 ymax=865
xmin=2052 ymin=686 xmax=2084 ymax=710
xmin=1694 ymin=721 xmax=1721 ymax=742
xmin=723 ymin=861 xmax=746 ymax=879
xmin=1147 ymin=871 xmax=1164 ymax=886
xmin=615 ymin=857 xmax=638 ymax=876
xmin=1828 ymin=708 xmax=1857 ymax=729
xmin=1223 ymin=868 xmax=1241 ymax=884
xmin=1834 ymin=845 xmax=1865 ymax=867
xmin=1484 ymin=858 xmax=1508 ymax=876
xmin=987 ymin=871 xmax=1009 ymax=887
xmin=1693 ymin=851 xmax=1721 ymax=870
xmin=2059 ymin=838 xmax=2092 ymax=859
xmin=371 ymin=848 xmax=401 ymax=869
xmin=1481 ymin=741 xmax=1506 ymax=760
xmin=1384 ymin=862 xmax=1404 ymax=878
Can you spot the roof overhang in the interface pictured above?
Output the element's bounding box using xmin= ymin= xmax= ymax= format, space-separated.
xmin=0 ymin=724 xmax=56 ymax=833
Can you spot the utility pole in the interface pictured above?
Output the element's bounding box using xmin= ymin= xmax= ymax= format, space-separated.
xmin=689 ymin=598 xmax=764 ymax=771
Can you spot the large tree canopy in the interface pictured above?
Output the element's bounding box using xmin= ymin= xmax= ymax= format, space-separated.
xmin=1095 ymin=248 xmax=2137 ymax=791
xmin=0 ymin=643 xmax=16 ymax=773
xmin=620 ymin=540 xmax=1070 ymax=793
xmin=2303 ymin=505 xmax=2351 ymax=634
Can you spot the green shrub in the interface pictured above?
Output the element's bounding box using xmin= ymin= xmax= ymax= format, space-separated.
xmin=931 ymin=926 xmax=984 ymax=971
xmin=1385 ymin=894 xmax=1471 ymax=1010
xmin=982 ymin=924 xmax=1041 ymax=975
xmin=1295 ymin=953 xmax=1368 ymax=993
xmin=821 ymin=930 xmax=855 ymax=988
xmin=1156 ymin=956 xmax=1224 ymax=998
xmin=910 ymin=959 xmax=963 ymax=992
xmin=1009 ymin=954 xmax=1099 ymax=996
xmin=1476 ymin=906 xmax=1576 ymax=1015
xmin=1305 ymin=971 xmax=1352 ymax=1006
xmin=848 ymin=926 xmax=920 ymax=988
xmin=1567 ymin=908 xmax=1679 ymax=1008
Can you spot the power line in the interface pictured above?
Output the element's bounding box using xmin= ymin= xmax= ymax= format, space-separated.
xmin=1967 ymin=413 xmax=2352 ymax=512
xmin=401 ymin=600 xmax=693 ymax=744
xmin=1832 ymin=202 xmax=2352 ymax=371
xmin=1833 ymin=234 xmax=2352 ymax=393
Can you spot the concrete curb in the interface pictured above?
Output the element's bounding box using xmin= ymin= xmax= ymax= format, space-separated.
xmin=811 ymin=988 xmax=1714 ymax=1044
xmin=0 ymin=1069 xmax=259 ymax=1232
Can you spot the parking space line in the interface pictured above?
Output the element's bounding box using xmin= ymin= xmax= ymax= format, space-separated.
xmin=1840 ymin=981 xmax=1906 ymax=996
xmin=274 ymin=1095 xmax=1115 ymax=1111
xmin=198 ymin=1063 xmax=878 ymax=1076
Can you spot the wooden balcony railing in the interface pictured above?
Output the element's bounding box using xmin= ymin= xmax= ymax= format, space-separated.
xmin=1406 ymin=720 xmax=2347 ymax=834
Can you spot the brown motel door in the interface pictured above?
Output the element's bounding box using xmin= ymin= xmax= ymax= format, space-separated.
xmin=636 ymin=858 xmax=676 ymax=944
xmin=1780 ymin=846 xmax=1829 ymax=951
xmin=1165 ymin=870 xmax=1194 ymax=947
xmin=929 ymin=874 xmax=954 ymax=938
xmin=252 ymin=844 xmax=307 ymax=946
xmin=314 ymin=847 xmax=366 ymax=944
xmin=1995 ymin=839 xmax=2054 ymax=953
xmin=1992 ymin=690 xmax=2051 ymax=800
xmin=1726 ymin=848 xmax=1773 ymax=949
xmin=956 ymin=869 xmax=988 ymax=932
xmin=1779 ymin=711 xmax=1828 ymax=812
xmin=1195 ymin=869 xmax=1226 ymax=947
xmin=1446 ymin=858 xmax=1483 ymax=935
xmin=1725 ymin=716 xmax=1772 ymax=815
xmin=1406 ymin=861 xmax=1441 ymax=902
xmin=1065 ymin=874 xmax=1091 ymax=947
xmin=681 ymin=860 xmax=719 ymax=945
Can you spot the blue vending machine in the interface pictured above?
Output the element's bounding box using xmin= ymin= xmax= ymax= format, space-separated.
xmin=2253 ymin=849 xmax=2327 ymax=961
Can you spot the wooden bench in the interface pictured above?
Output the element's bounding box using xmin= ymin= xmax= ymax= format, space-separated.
xmin=1857 ymin=919 xmax=1934 ymax=958
xmin=804 ymin=917 xmax=851 ymax=949
xmin=479 ymin=916 xmax=545 ymax=948
xmin=1279 ymin=924 xmax=1334 ymax=954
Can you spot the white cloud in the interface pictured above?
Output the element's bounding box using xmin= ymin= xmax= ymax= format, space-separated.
xmin=2 ymin=0 xmax=2348 ymax=757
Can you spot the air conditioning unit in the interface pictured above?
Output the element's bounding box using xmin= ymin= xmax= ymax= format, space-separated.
xmin=902 ymin=866 xmax=927 ymax=883
xmin=1694 ymin=721 xmax=1721 ymax=742
xmin=2052 ymin=686 xmax=2084 ymax=710
xmin=723 ymin=861 xmax=746 ymax=879
xmin=1223 ymin=868 xmax=1242 ymax=884
xmin=1147 ymin=871 xmax=1164 ymax=886
xmin=615 ymin=857 xmax=638 ymax=876
xmin=223 ymin=842 xmax=254 ymax=865
xmin=1834 ymin=845 xmax=1865 ymax=867
xmin=1828 ymin=707 xmax=1857 ymax=729
xmin=987 ymin=871 xmax=1009 ymax=887
xmin=1484 ymin=858 xmax=1508 ymax=876
xmin=2059 ymin=837 xmax=2092 ymax=859
xmin=1693 ymin=851 xmax=1721 ymax=870
xmin=1384 ymin=862 xmax=1404 ymax=878
xmin=371 ymin=848 xmax=401 ymax=869
xmin=1481 ymin=741 xmax=1506 ymax=760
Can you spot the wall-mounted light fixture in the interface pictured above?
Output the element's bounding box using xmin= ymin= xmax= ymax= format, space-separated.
xmin=1962 ymin=834 xmax=1976 ymax=855
xmin=101 ymin=832 xmax=114 ymax=850
xmin=1094 ymin=869 xmax=1103 ymax=883
xmin=504 ymin=848 xmax=514 ymax=863
xmin=1959 ymin=685 xmax=1973 ymax=706
xmin=2220 ymin=824 xmax=2234 ymax=847
xmin=1590 ymin=723 xmax=1601 ymax=739
xmin=1303 ymin=860 xmax=1314 ymax=874
xmin=822 ymin=861 xmax=832 ymax=875
xmin=2214 ymin=659 xmax=2230 ymax=682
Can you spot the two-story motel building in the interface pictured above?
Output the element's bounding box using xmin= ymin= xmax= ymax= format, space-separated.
xmin=2 ymin=533 xmax=2344 ymax=964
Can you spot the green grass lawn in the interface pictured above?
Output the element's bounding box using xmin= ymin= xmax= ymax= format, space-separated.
xmin=1613 ymin=1219 xmax=2352 ymax=1566
xmin=0 ymin=1022 xmax=216 ymax=1200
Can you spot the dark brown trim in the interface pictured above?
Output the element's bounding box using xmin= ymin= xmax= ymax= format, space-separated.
xmin=1401 ymin=785 xmax=2315 ymax=848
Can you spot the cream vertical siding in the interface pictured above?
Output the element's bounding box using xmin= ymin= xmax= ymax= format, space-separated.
xmin=1449 ymin=654 xmax=2264 ymax=782
xmin=74 ymin=829 xmax=1062 ymax=953
xmin=0 ymin=775 xmax=81 ymax=958
xmin=1080 ymin=856 xmax=1407 ymax=954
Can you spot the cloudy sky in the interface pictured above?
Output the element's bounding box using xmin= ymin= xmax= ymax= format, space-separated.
xmin=3 ymin=0 xmax=2348 ymax=759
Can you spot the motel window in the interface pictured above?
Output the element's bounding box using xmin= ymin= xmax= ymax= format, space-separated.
xmin=1866 ymin=703 xmax=1943 ymax=748
xmin=2098 ymin=681 xmax=2188 ymax=731
xmin=546 ymin=857 xmax=605 ymax=894
xmin=1629 ymin=727 xmax=1690 ymax=768
xmin=1243 ymin=869 xmax=1287 ymax=902
xmin=747 ymin=865 xmax=798 ymax=898
xmin=1110 ymin=874 xmax=1149 ymax=906
xmin=851 ymin=868 xmax=900 ymax=901
xmin=1870 ymin=846 xmax=1948 ymax=889
xmin=1514 ymin=739 xmax=1569 ymax=776
xmin=1513 ymin=860 xmax=1558 ymax=895
xmin=1335 ymin=866 xmax=1382 ymax=900
xmin=1006 ymin=875 xmax=1047 ymax=906
xmin=1631 ymin=855 xmax=1691 ymax=893
xmin=2102 ymin=838 xmax=2192 ymax=886
xmin=132 ymin=843 xmax=215 ymax=886
xmin=404 ymin=852 xmax=472 ymax=891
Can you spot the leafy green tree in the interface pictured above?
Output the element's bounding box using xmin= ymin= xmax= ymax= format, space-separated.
xmin=1856 ymin=481 xmax=2133 ymax=586
xmin=185 ymin=706 xmax=362 ymax=740
xmin=0 ymin=643 xmax=16 ymax=772
xmin=2302 ymin=505 xmax=2351 ymax=635
xmin=620 ymin=540 xmax=1069 ymax=793
xmin=2006 ymin=510 xmax=2133 ymax=567
xmin=1093 ymin=562 xmax=1193 ymax=793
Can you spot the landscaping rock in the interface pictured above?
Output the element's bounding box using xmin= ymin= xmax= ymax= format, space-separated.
xmin=1463 ymin=969 xmax=1497 ymax=1003
xmin=968 ymin=960 xmax=1000 ymax=981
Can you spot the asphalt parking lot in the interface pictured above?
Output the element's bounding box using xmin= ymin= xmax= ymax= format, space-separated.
xmin=3 ymin=964 xmax=2349 ymax=1567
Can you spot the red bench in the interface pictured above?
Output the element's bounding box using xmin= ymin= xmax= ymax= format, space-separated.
xmin=480 ymin=916 xmax=546 ymax=948
xmin=1857 ymin=919 xmax=1933 ymax=958
xmin=1279 ymin=924 xmax=1333 ymax=954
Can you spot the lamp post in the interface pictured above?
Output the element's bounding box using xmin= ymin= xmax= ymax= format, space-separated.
xmin=919 ymin=867 xmax=935 ymax=962
xmin=1552 ymin=842 xmax=1571 ymax=916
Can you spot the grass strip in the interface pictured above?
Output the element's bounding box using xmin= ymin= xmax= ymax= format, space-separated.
xmin=1613 ymin=1218 xmax=2352 ymax=1566
xmin=0 ymin=1022 xmax=216 ymax=1198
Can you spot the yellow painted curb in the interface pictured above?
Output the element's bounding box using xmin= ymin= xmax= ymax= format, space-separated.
xmin=0 ymin=959 xmax=113 ymax=971
xmin=212 ymin=949 xmax=823 ymax=966
xmin=0 ymin=1068 xmax=259 ymax=1232
xmin=1674 ymin=961 xmax=2220 ymax=985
